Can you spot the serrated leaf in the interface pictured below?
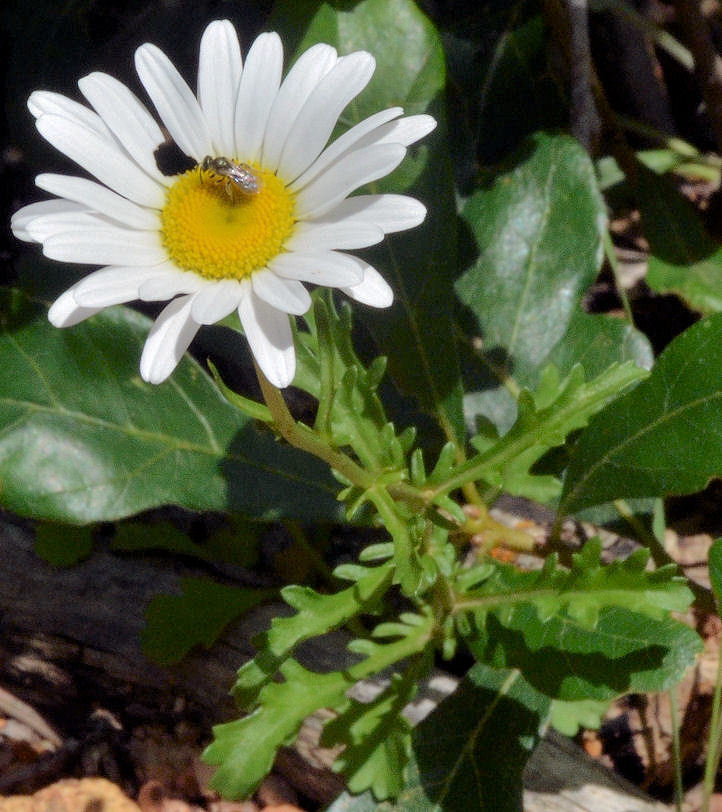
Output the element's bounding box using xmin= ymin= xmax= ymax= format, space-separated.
xmin=328 ymin=662 xmax=551 ymax=812
xmin=274 ymin=0 xmax=465 ymax=445
xmin=294 ymin=297 xmax=407 ymax=474
xmin=233 ymin=563 xmax=393 ymax=707
xmin=549 ymin=697 xmax=610 ymax=737
xmin=206 ymin=618 xmax=433 ymax=800
xmin=466 ymin=606 xmax=701 ymax=702
xmin=545 ymin=310 xmax=654 ymax=381
xmin=457 ymin=539 xmax=693 ymax=627
xmin=0 ymin=291 xmax=340 ymax=524
xmin=560 ymin=313 xmax=722 ymax=513
xmin=457 ymin=128 xmax=605 ymax=368
xmin=208 ymin=660 xmax=354 ymax=800
xmin=459 ymin=362 xmax=647 ymax=504
xmin=457 ymin=133 xmax=607 ymax=428
xmin=324 ymin=674 xmax=416 ymax=800
xmin=141 ymin=577 xmax=275 ymax=666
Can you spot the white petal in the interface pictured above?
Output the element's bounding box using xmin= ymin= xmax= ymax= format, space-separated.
xmin=138 ymin=266 xmax=206 ymax=300
xmin=28 ymin=91 xmax=113 ymax=141
xmin=26 ymin=211 xmax=107 ymax=243
xmin=36 ymin=115 xmax=166 ymax=208
xmin=295 ymin=143 xmax=406 ymax=219
xmin=234 ymin=32 xmax=283 ymax=164
xmin=342 ymin=262 xmax=393 ymax=308
xmin=140 ymin=294 xmax=200 ymax=384
xmin=11 ymin=199 xmax=86 ymax=241
xmin=277 ymin=52 xmax=375 ymax=182
xmin=48 ymin=285 xmax=104 ymax=327
xmin=285 ymin=220 xmax=384 ymax=251
xmin=190 ymin=279 xmax=243 ymax=323
xmin=269 ymin=250 xmax=364 ymax=287
xmin=42 ymin=228 xmax=167 ymax=265
xmin=261 ymin=43 xmax=338 ymax=172
xmin=290 ymin=107 xmax=402 ymax=192
xmin=72 ymin=265 xmax=165 ymax=307
xmin=252 ymin=270 xmax=310 ymax=315
xmin=135 ymin=42 xmax=213 ymax=162
xmin=238 ymin=287 xmax=295 ymax=387
xmin=78 ymin=72 xmax=170 ymax=184
xmin=321 ymin=194 xmax=427 ymax=233
xmin=36 ymin=174 xmax=161 ymax=230
xmin=198 ymin=20 xmax=243 ymax=157
xmin=344 ymin=114 xmax=437 ymax=152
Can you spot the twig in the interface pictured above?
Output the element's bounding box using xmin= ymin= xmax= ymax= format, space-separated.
xmin=0 ymin=683 xmax=61 ymax=747
xmin=673 ymin=0 xmax=722 ymax=153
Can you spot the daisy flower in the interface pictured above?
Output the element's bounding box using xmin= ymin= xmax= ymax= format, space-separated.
xmin=11 ymin=20 xmax=435 ymax=388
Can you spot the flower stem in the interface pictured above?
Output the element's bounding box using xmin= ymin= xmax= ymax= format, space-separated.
xmin=255 ymin=361 xmax=374 ymax=490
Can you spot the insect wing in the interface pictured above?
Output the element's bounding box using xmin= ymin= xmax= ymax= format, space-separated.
xmin=229 ymin=163 xmax=261 ymax=195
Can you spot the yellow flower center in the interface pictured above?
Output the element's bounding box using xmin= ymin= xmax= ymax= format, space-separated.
xmin=160 ymin=161 xmax=296 ymax=281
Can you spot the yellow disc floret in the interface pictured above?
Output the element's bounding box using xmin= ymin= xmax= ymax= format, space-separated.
xmin=160 ymin=161 xmax=296 ymax=281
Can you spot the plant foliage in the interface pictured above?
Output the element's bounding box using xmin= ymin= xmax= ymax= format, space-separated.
xmin=5 ymin=0 xmax=720 ymax=808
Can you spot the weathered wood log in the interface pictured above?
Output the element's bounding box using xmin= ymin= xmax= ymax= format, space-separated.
xmin=0 ymin=518 xmax=665 ymax=809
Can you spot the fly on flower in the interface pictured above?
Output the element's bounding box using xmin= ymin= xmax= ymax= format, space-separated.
xmin=11 ymin=20 xmax=435 ymax=388
xmin=200 ymin=156 xmax=263 ymax=198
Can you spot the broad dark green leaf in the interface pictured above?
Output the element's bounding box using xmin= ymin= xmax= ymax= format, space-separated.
xmin=456 ymin=133 xmax=649 ymax=433
xmin=327 ymin=663 xmax=551 ymax=812
xmin=640 ymin=167 xmax=722 ymax=314
xmin=272 ymin=0 xmax=465 ymax=446
xmin=0 ymin=291 xmax=340 ymax=523
xmin=560 ymin=313 xmax=722 ymax=514
xmin=475 ymin=14 xmax=566 ymax=165
xmin=141 ymin=577 xmax=275 ymax=665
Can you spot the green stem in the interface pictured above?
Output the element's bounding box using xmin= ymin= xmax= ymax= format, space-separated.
xmin=367 ymin=484 xmax=421 ymax=596
xmin=255 ymin=361 xmax=429 ymax=513
xmin=603 ymin=230 xmax=634 ymax=324
xmin=669 ymin=688 xmax=684 ymax=812
xmin=256 ymin=361 xmax=375 ymax=490
xmin=312 ymin=300 xmax=335 ymax=442
xmin=702 ymin=646 xmax=722 ymax=812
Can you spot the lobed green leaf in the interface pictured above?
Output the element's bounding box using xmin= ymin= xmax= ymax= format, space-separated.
xmin=233 ymin=563 xmax=393 ymax=708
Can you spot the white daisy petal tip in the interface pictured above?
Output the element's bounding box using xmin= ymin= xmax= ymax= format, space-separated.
xmin=239 ymin=292 xmax=296 ymax=388
xmin=409 ymin=113 xmax=437 ymax=142
xmin=139 ymin=295 xmax=200 ymax=384
xmin=48 ymin=288 xmax=102 ymax=327
xmin=343 ymin=265 xmax=394 ymax=309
